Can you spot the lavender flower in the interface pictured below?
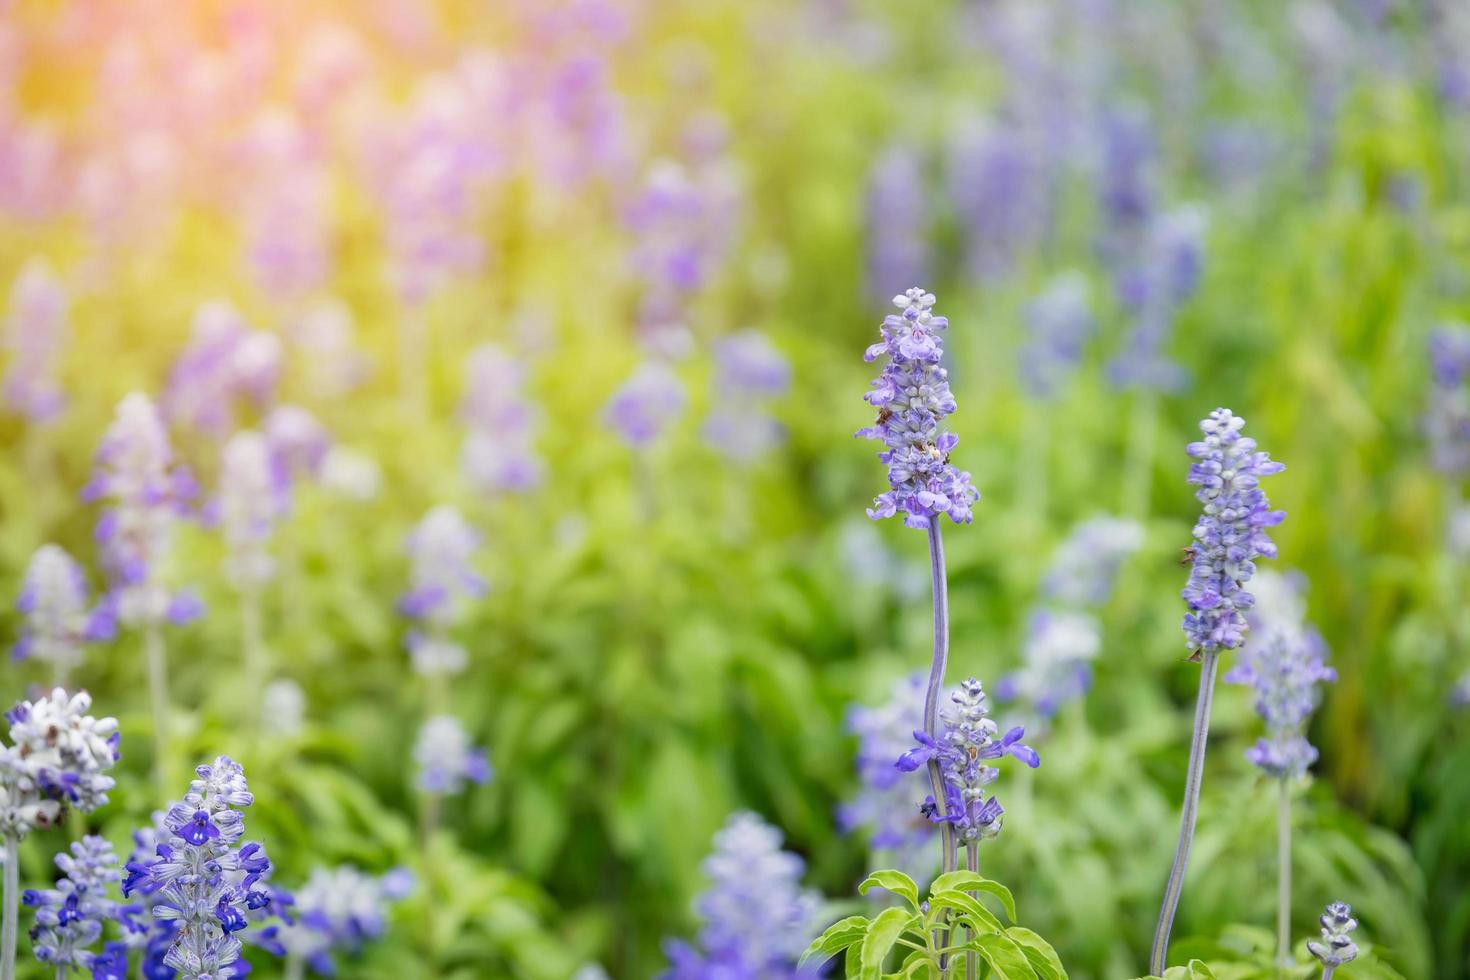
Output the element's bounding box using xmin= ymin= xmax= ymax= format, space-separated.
xmin=3 ymin=258 xmax=68 ymax=422
xmin=277 ymin=865 xmax=408 ymax=974
xmin=413 ymin=716 xmax=491 ymax=795
xmin=1224 ymin=572 xmax=1336 ymax=779
xmin=23 ymin=835 xmax=123 ymax=971
xmin=897 ymin=678 xmax=1039 ymax=844
xmin=1096 ymin=104 xmax=1158 ymax=246
xmin=1042 ymin=516 xmax=1144 ymax=606
xmin=460 ymin=344 xmax=543 ymax=493
xmin=123 ymin=757 xmax=277 ymax=980
xmin=864 ymin=143 xmax=930 ymax=301
xmin=1019 ymin=271 xmax=1093 ymax=401
xmin=661 ymin=811 xmax=821 ymax=979
xmin=604 ymin=361 xmax=686 ymax=449
xmin=399 ymin=506 xmax=485 ymax=678
xmin=264 ymin=404 xmax=332 ymax=494
xmin=163 ymin=302 xmax=282 ymax=439
xmin=947 ymin=118 xmax=1048 ymax=281
xmin=14 ymin=545 xmax=113 ymax=678
xmin=219 ymin=432 xmax=280 ymax=590
xmin=858 ymin=289 xmax=978 ymax=529
xmin=1181 ymin=409 xmax=1285 ymax=656
xmin=0 ymin=690 xmax=120 ymax=837
xmin=703 ymin=330 xmax=790 ymax=463
xmin=1308 ymin=902 xmax=1359 ymax=972
xmin=839 ymin=674 xmax=936 ymax=877
xmin=1426 ymin=323 xmax=1470 ymax=476
xmin=85 ymin=393 xmax=201 ymax=628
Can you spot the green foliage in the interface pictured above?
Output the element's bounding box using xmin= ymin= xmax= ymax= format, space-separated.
xmin=803 ymin=869 xmax=1069 ymax=980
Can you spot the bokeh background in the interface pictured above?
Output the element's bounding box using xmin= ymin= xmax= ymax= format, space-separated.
xmin=1 ymin=0 xmax=1468 ymax=977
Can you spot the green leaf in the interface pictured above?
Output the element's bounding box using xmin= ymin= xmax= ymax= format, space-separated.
xmin=860 ymin=907 xmax=917 ymax=980
xmin=928 ymin=872 xmax=1018 ymax=922
xmin=928 ymin=889 xmax=1004 ymax=935
xmin=799 ymin=915 xmax=871 ymax=968
xmin=858 ymin=869 xmax=921 ymax=910
xmin=971 ymin=932 xmax=1038 ymax=980
xmin=1156 ymin=961 xmax=1219 ymax=980
xmin=1005 ymin=926 xmax=1068 ymax=980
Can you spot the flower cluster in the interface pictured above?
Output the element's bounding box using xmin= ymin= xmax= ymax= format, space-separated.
xmin=123 ymin=757 xmax=278 ymax=980
xmin=1019 ymin=271 xmax=1094 ymax=401
xmin=414 ymin=716 xmax=492 ymax=795
xmin=839 ymin=674 xmax=936 ymax=877
xmin=277 ymin=865 xmax=412 ymax=974
xmin=3 ymin=257 xmax=69 ymax=422
xmin=460 ymin=344 xmax=543 ymax=494
xmin=702 ymin=330 xmax=791 ymax=463
xmin=14 ymin=544 xmax=114 ymax=678
xmin=1224 ymin=571 xmax=1336 ymax=779
xmin=859 ymin=288 xmax=979 ymax=529
xmin=1108 ymin=204 xmax=1207 ymax=393
xmin=1425 ymin=322 xmax=1470 ymax=476
xmin=84 ymin=393 xmax=203 ymax=628
xmin=1181 ymin=409 xmax=1285 ymax=656
xmin=0 ymin=689 xmax=120 ymax=837
xmin=163 ymin=301 xmax=283 ymax=438
xmin=218 ymin=431 xmax=283 ymax=590
xmin=24 ymin=835 xmax=127 ymax=971
xmin=897 ymin=678 xmax=1039 ymax=844
xmin=1307 ymin=902 xmax=1359 ymax=969
xmin=398 ymin=506 xmax=486 ymax=677
xmin=605 ymin=361 xmax=687 ymax=449
xmin=661 ymin=811 xmax=821 ymax=979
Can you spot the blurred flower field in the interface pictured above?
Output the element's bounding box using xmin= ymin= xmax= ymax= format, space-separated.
xmin=0 ymin=0 xmax=1468 ymax=977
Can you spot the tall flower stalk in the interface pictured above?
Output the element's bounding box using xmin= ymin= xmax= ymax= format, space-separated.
xmin=1224 ymin=571 xmax=1335 ymax=969
xmin=1150 ymin=409 xmax=1285 ymax=975
xmin=219 ymin=431 xmax=282 ymax=721
xmin=859 ymin=288 xmax=979 ymax=880
xmin=84 ymin=394 xmax=201 ymax=795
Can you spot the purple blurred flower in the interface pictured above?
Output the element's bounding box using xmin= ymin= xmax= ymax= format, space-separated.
xmin=1181 ymin=409 xmax=1285 ymax=655
xmin=219 ymin=431 xmax=281 ymax=589
xmin=1224 ymin=571 xmax=1335 ymax=779
xmin=86 ymin=393 xmax=201 ymax=628
xmin=163 ymin=302 xmax=282 ymax=438
xmin=703 ymin=330 xmax=790 ymax=463
xmin=1042 ymin=516 xmax=1144 ymax=606
xmin=948 ymin=117 xmax=1048 ymax=281
xmin=13 ymin=545 xmax=113 ymax=676
xmin=265 ymin=404 xmax=332 ymax=494
xmin=605 ymin=361 xmax=686 ymax=449
xmin=1019 ymin=271 xmax=1093 ymax=400
xmin=865 ymin=143 xmax=930 ymax=302
xmin=858 ymin=288 xmax=978 ymax=529
xmin=1107 ymin=204 xmax=1208 ymax=393
xmin=3 ymin=258 xmax=68 ymax=422
xmin=459 ymin=344 xmax=542 ymax=493
xmin=660 ymin=811 xmax=821 ymax=979
xmin=400 ymin=506 xmax=484 ymax=677
xmin=414 ymin=716 xmax=491 ymax=794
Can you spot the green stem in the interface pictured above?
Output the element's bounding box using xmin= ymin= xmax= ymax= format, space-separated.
xmin=284 ymin=952 xmax=306 ymax=980
xmin=145 ymin=620 xmax=170 ymax=798
xmin=2 ymin=833 xmax=18 ymax=980
xmin=965 ymin=842 xmax=980 ymax=980
xmin=1149 ymin=648 xmax=1221 ymax=975
xmin=1278 ymin=778 xmax=1292 ymax=974
xmin=242 ymin=585 xmax=265 ymax=727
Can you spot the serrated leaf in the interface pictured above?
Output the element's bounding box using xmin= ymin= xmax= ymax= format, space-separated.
xmin=859 ymin=869 xmax=921 ymax=909
xmin=860 ymin=907 xmax=917 ymax=980
xmin=971 ymin=932 xmax=1037 ymax=980
xmin=929 ymin=889 xmax=1004 ymax=934
xmin=1005 ymin=926 xmax=1067 ymax=980
xmin=928 ymin=871 xmax=1018 ymax=922
xmin=799 ymin=915 xmax=871 ymax=968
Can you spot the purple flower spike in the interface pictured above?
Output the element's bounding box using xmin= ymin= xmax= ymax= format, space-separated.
xmin=896 ymin=678 xmax=1037 ymax=844
xmin=604 ymin=361 xmax=686 ymax=449
xmin=859 ymin=289 xmax=978 ymax=529
xmin=1181 ymin=409 xmax=1285 ymax=657
xmin=3 ymin=258 xmax=69 ymax=422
